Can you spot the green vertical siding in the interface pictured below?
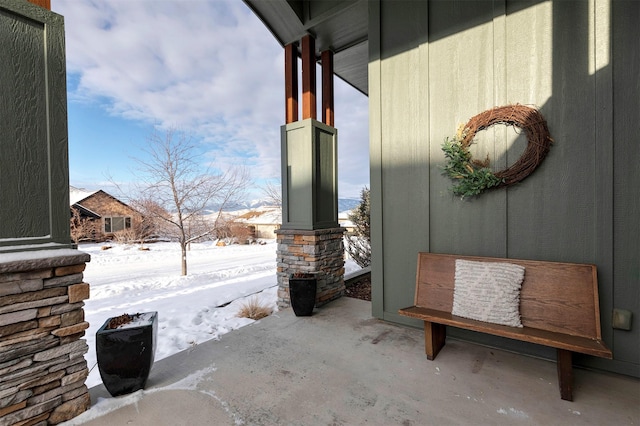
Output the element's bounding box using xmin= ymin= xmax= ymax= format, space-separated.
xmin=611 ymin=0 xmax=640 ymax=370
xmin=0 ymin=0 xmax=71 ymax=251
xmin=281 ymin=119 xmax=338 ymax=230
xmin=370 ymin=0 xmax=639 ymax=377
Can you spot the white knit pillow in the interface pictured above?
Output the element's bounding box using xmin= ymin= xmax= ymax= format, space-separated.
xmin=452 ymin=259 xmax=525 ymax=328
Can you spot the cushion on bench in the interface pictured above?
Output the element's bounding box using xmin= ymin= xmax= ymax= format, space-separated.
xmin=452 ymin=259 xmax=525 ymax=327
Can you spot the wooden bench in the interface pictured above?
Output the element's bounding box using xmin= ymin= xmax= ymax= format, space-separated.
xmin=399 ymin=252 xmax=612 ymax=401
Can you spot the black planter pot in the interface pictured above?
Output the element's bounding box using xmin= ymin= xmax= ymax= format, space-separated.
xmin=96 ymin=312 xmax=158 ymax=397
xmin=289 ymin=277 xmax=317 ymax=316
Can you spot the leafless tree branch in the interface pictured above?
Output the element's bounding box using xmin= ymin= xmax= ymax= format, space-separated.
xmin=130 ymin=127 xmax=252 ymax=275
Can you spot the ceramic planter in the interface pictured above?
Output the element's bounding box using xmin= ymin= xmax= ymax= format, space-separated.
xmin=289 ymin=275 xmax=317 ymax=316
xmin=96 ymin=311 xmax=158 ymax=397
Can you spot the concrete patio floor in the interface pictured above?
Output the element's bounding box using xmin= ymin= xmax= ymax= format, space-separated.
xmin=74 ymin=297 xmax=638 ymax=425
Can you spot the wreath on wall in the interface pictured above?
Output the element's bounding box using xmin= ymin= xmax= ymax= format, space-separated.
xmin=442 ymin=104 xmax=553 ymax=198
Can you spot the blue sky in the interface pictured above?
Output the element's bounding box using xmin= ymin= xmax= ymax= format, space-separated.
xmin=53 ymin=0 xmax=369 ymax=201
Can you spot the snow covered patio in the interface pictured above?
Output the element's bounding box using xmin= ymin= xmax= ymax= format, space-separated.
xmin=68 ymin=297 xmax=637 ymax=425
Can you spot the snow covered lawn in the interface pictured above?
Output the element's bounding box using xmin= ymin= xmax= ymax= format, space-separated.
xmin=80 ymin=240 xmax=358 ymax=389
xmin=81 ymin=240 xmax=279 ymax=388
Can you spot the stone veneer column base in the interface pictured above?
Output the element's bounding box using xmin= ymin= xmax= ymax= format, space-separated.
xmin=0 ymin=249 xmax=91 ymax=425
xmin=276 ymin=227 xmax=346 ymax=309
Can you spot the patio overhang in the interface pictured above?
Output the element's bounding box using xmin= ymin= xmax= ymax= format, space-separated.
xmin=243 ymin=0 xmax=369 ymax=95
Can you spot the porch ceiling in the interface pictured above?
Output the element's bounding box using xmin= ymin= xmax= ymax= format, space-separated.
xmin=243 ymin=0 xmax=369 ymax=95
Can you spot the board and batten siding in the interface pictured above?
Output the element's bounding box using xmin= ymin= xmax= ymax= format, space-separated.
xmin=0 ymin=0 xmax=71 ymax=252
xmin=369 ymin=0 xmax=639 ymax=377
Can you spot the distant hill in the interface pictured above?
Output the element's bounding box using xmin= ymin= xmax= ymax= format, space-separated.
xmin=208 ymin=197 xmax=361 ymax=213
xmin=338 ymin=198 xmax=360 ymax=212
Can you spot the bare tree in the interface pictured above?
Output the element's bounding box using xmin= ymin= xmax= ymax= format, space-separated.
xmin=262 ymin=179 xmax=282 ymax=207
xmin=209 ymin=166 xmax=252 ymax=240
xmin=129 ymin=197 xmax=166 ymax=249
xmin=133 ymin=128 xmax=251 ymax=275
xmin=70 ymin=207 xmax=97 ymax=244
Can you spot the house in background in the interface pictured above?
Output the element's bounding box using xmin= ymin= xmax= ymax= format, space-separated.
xmin=338 ymin=211 xmax=356 ymax=234
xmin=223 ymin=206 xmax=356 ymax=240
xmin=70 ymin=186 xmax=142 ymax=241
xmin=231 ymin=206 xmax=282 ymax=239
xmin=244 ymin=0 xmax=639 ymax=379
xmin=226 ymin=206 xmax=355 ymax=240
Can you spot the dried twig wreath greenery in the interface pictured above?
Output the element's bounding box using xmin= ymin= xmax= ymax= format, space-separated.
xmin=442 ymin=104 xmax=553 ymax=198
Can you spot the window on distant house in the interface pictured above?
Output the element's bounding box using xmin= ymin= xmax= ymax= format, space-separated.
xmin=104 ymin=216 xmax=132 ymax=233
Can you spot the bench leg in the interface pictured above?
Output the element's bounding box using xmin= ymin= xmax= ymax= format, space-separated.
xmin=557 ymin=349 xmax=573 ymax=401
xmin=424 ymin=321 xmax=446 ymax=360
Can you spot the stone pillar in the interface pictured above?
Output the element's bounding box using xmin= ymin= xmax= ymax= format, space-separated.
xmin=0 ymin=250 xmax=91 ymax=425
xmin=276 ymin=227 xmax=346 ymax=308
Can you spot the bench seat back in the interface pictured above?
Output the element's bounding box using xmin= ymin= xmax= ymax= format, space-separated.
xmin=415 ymin=253 xmax=603 ymax=340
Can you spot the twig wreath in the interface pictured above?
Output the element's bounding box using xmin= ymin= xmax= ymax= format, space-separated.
xmin=442 ymin=104 xmax=553 ymax=198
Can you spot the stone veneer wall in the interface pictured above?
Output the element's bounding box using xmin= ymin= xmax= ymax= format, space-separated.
xmin=0 ymin=250 xmax=91 ymax=425
xmin=276 ymin=227 xmax=346 ymax=308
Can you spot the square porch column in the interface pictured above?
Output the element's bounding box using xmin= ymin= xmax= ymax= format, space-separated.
xmin=277 ymin=118 xmax=345 ymax=308
xmin=280 ymin=118 xmax=338 ymax=230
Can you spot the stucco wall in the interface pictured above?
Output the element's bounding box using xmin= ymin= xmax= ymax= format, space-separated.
xmin=369 ymin=0 xmax=639 ymax=377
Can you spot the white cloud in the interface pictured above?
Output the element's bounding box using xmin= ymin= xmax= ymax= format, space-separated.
xmin=54 ymin=0 xmax=368 ymax=198
xmin=335 ymin=79 xmax=370 ymax=195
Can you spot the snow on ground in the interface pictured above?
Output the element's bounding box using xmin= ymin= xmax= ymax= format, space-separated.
xmin=80 ymin=240 xmax=360 ymax=389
